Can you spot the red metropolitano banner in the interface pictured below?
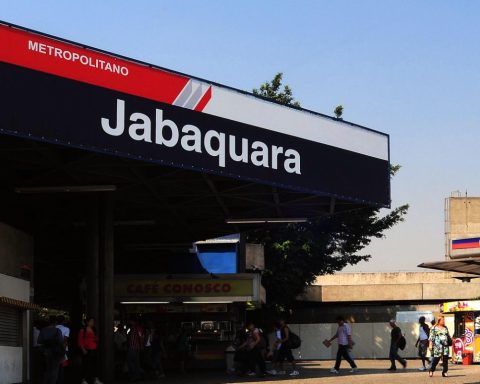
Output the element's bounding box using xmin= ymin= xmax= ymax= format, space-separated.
xmin=0 ymin=24 xmax=212 ymax=112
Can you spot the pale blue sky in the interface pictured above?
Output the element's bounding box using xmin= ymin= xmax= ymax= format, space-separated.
xmin=1 ymin=0 xmax=479 ymax=271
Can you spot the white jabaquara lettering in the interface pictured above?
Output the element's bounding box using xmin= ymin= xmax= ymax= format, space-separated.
xmin=101 ymin=99 xmax=301 ymax=174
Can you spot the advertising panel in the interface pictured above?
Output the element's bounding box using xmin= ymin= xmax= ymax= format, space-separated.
xmin=117 ymin=278 xmax=253 ymax=298
xmin=115 ymin=274 xmax=261 ymax=302
xmin=452 ymin=337 xmax=464 ymax=363
xmin=0 ymin=22 xmax=390 ymax=206
xmin=464 ymin=312 xmax=475 ymax=353
xmin=442 ymin=301 xmax=480 ymax=313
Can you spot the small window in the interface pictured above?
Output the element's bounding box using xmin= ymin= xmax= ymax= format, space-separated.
xmin=0 ymin=305 xmax=22 ymax=347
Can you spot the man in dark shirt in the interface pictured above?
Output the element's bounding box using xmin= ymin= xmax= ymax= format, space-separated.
xmin=38 ymin=316 xmax=64 ymax=384
xmin=388 ymin=320 xmax=407 ymax=371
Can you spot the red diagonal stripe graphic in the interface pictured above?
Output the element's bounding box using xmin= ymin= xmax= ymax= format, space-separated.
xmin=194 ymin=86 xmax=212 ymax=112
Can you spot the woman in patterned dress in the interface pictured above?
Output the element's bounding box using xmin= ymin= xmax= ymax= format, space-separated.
xmin=428 ymin=316 xmax=450 ymax=377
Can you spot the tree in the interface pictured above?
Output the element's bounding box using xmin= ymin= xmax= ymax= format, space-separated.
xmin=249 ymin=74 xmax=409 ymax=310
xmin=253 ymin=73 xmax=301 ymax=107
xmin=334 ymin=105 xmax=344 ymax=119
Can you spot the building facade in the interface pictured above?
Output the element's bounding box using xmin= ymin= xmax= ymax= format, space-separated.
xmin=289 ymin=271 xmax=480 ymax=360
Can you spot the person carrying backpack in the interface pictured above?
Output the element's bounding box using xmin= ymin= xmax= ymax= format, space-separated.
xmin=38 ymin=315 xmax=65 ymax=384
xmin=238 ymin=322 xmax=266 ymax=378
xmin=388 ymin=319 xmax=407 ymax=371
xmin=276 ymin=319 xmax=299 ymax=377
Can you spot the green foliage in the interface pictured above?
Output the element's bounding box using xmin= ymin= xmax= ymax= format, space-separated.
xmin=390 ymin=164 xmax=401 ymax=176
xmin=249 ymin=74 xmax=409 ymax=309
xmin=253 ymin=73 xmax=301 ymax=107
xmin=334 ymin=105 xmax=344 ymax=119
xmin=248 ymin=204 xmax=409 ymax=308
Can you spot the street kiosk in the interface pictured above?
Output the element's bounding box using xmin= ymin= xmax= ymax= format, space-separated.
xmin=442 ymin=300 xmax=480 ymax=364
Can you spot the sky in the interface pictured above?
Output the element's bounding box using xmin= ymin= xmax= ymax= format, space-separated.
xmin=1 ymin=0 xmax=479 ymax=272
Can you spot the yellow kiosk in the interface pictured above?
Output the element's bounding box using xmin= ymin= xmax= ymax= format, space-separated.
xmin=442 ymin=300 xmax=480 ymax=364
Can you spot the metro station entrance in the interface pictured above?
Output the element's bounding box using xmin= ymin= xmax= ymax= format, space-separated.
xmin=115 ymin=273 xmax=264 ymax=370
xmin=0 ymin=21 xmax=390 ymax=383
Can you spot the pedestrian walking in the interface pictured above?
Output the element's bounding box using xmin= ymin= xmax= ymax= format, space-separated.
xmin=126 ymin=318 xmax=145 ymax=381
xmin=151 ymin=326 xmax=166 ymax=379
xmin=388 ymin=319 xmax=407 ymax=371
xmin=276 ymin=319 xmax=299 ymax=377
xmin=142 ymin=322 xmax=155 ymax=378
xmin=38 ymin=316 xmax=65 ymax=384
xmin=32 ymin=320 xmax=45 ymax=384
xmin=55 ymin=315 xmax=70 ymax=384
xmin=415 ymin=316 xmax=430 ymax=371
xmin=176 ymin=327 xmax=191 ymax=374
xmin=238 ymin=322 xmax=266 ymax=378
xmin=78 ymin=317 xmax=103 ymax=384
xmin=113 ymin=323 xmax=127 ymax=378
xmin=428 ymin=316 xmax=451 ymax=377
xmin=233 ymin=326 xmax=250 ymax=375
xmin=266 ymin=322 xmax=286 ymax=376
xmin=326 ymin=316 xmax=358 ymax=374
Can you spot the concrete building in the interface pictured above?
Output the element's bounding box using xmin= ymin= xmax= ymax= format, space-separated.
xmin=420 ymin=196 xmax=480 ymax=275
xmin=287 ymin=271 xmax=480 ymax=360
xmin=0 ymin=223 xmax=36 ymax=384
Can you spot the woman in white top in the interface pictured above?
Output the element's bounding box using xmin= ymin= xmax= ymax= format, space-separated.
xmin=415 ymin=316 xmax=430 ymax=371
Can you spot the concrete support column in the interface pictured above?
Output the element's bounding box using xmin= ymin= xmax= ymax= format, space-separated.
xmin=99 ymin=193 xmax=114 ymax=383
xmin=86 ymin=196 xmax=100 ymax=322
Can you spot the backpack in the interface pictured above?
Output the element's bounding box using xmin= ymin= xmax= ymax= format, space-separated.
xmin=398 ymin=335 xmax=406 ymax=350
xmin=287 ymin=331 xmax=302 ymax=349
xmin=43 ymin=329 xmax=66 ymax=358
xmin=257 ymin=329 xmax=267 ymax=350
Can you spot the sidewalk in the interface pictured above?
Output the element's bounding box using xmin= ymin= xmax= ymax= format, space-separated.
xmin=116 ymin=360 xmax=480 ymax=384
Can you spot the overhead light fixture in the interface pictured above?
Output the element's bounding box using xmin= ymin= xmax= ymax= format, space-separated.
xmin=183 ymin=301 xmax=233 ymax=304
xmin=226 ymin=218 xmax=308 ymax=224
xmin=73 ymin=220 xmax=156 ymax=227
xmin=15 ymin=185 xmax=117 ymax=193
xmin=120 ymin=301 xmax=169 ymax=304
xmin=114 ymin=220 xmax=156 ymax=226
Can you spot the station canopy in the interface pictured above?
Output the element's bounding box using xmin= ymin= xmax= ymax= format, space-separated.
xmin=419 ymin=259 xmax=480 ymax=276
xmin=0 ymin=21 xmax=391 ymax=248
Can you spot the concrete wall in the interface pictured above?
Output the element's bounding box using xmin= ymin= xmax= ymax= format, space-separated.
xmin=286 ymin=322 xmax=432 ymax=361
xmin=0 ymin=273 xmax=30 ymax=301
xmin=0 ymin=273 xmax=30 ymax=384
xmin=447 ymin=197 xmax=480 ymax=258
xmin=315 ymin=271 xmax=471 ymax=285
xmin=448 ymin=197 xmax=480 ymax=237
xmin=0 ymin=346 xmax=23 ymax=384
xmin=0 ymin=223 xmax=33 ymax=384
xmin=0 ymin=222 xmax=33 ymax=279
xmin=302 ymin=272 xmax=480 ymax=303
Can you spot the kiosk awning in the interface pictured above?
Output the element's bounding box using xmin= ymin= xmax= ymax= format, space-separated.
xmin=0 ymin=296 xmax=40 ymax=310
xmin=418 ymin=258 xmax=480 ymax=276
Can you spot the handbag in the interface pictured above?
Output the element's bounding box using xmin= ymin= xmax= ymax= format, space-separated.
xmin=446 ymin=331 xmax=453 ymax=347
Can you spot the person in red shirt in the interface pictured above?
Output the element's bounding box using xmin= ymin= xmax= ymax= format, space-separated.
xmin=78 ymin=317 xmax=103 ymax=384
xmin=127 ymin=318 xmax=145 ymax=381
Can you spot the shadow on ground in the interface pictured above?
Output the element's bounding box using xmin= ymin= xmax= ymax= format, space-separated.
xmin=114 ymin=361 xmax=470 ymax=384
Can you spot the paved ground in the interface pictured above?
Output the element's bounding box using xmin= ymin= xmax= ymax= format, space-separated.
xmin=120 ymin=360 xmax=480 ymax=384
